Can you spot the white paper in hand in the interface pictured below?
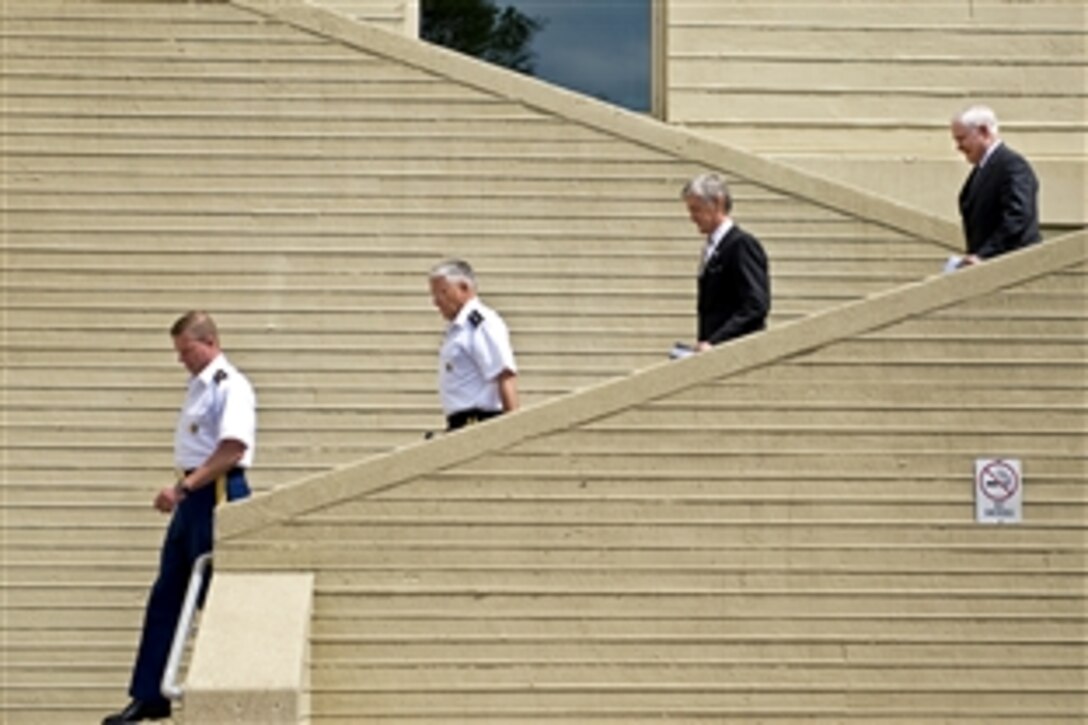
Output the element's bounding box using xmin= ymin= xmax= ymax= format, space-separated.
xmin=669 ymin=342 xmax=695 ymax=360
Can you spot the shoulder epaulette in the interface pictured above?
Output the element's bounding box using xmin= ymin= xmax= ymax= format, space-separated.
xmin=213 ymin=369 xmax=229 ymax=385
xmin=468 ymin=310 xmax=484 ymax=328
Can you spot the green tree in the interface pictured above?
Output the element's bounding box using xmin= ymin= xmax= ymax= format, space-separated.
xmin=421 ymin=0 xmax=544 ymax=75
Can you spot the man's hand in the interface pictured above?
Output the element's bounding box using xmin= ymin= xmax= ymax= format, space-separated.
xmin=153 ymin=483 xmax=185 ymax=513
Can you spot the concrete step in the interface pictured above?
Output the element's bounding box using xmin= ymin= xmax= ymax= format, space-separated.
xmin=670 ymin=92 xmax=1086 ymax=126
xmin=4 ymin=133 xmax=666 ymax=162
xmin=248 ymin=516 xmax=1082 ymax=551
xmin=669 ymin=2 xmax=1082 ymax=25
xmin=673 ymin=25 xmax=1085 ymax=60
xmin=670 ymin=62 xmax=1086 ymax=95
xmin=217 ymin=538 xmax=1088 ymax=570
xmin=308 ymin=658 xmax=1083 ymax=689
xmin=683 ymin=124 xmax=1083 ymax=157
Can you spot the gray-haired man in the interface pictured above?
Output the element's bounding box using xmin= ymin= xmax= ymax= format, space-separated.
xmin=429 ymin=259 xmax=519 ymax=430
xmin=681 ymin=173 xmax=771 ymax=351
xmin=950 ymin=105 xmax=1041 ymax=268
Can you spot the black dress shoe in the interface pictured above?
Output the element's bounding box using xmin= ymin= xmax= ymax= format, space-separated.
xmin=102 ymin=699 xmax=172 ymax=724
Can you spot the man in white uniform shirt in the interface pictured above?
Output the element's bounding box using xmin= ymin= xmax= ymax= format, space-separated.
xmin=103 ymin=311 xmax=256 ymax=724
xmin=429 ymin=259 xmax=518 ymax=431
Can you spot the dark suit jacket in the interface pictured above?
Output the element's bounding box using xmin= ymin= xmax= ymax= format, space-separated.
xmin=697 ymin=224 xmax=770 ymax=345
xmin=958 ymin=143 xmax=1041 ymax=259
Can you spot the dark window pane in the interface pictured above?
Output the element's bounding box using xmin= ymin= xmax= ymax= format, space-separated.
xmin=422 ymin=0 xmax=651 ymax=112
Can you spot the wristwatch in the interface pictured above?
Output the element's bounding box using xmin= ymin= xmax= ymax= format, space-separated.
xmin=174 ymin=481 xmax=191 ymax=498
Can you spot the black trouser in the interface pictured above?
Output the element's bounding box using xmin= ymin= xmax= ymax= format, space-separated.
xmin=446 ymin=408 xmax=502 ymax=431
xmin=128 ymin=468 xmax=250 ymax=703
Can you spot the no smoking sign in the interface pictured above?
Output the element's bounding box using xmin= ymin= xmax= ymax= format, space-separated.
xmin=975 ymin=458 xmax=1023 ymax=524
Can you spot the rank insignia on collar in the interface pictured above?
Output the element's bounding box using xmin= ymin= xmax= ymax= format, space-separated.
xmin=213 ymin=369 xmax=228 ymax=384
xmin=468 ymin=310 xmax=484 ymax=328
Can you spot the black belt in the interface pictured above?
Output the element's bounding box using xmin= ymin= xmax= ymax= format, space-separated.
xmin=446 ymin=408 xmax=502 ymax=431
xmin=183 ymin=467 xmax=245 ymax=477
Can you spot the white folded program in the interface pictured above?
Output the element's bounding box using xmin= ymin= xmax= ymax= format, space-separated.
xmin=943 ymin=255 xmax=964 ymax=274
xmin=669 ymin=342 xmax=695 ymax=360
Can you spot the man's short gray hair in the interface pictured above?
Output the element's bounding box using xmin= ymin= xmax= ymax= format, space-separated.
xmin=682 ymin=173 xmax=732 ymax=213
xmin=430 ymin=258 xmax=477 ymax=289
xmin=955 ymin=105 xmax=999 ymax=134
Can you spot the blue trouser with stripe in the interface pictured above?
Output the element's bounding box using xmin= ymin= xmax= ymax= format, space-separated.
xmin=128 ymin=469 xmax=250 ymax=703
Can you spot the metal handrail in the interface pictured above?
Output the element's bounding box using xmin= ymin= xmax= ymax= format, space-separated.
xmin=161 ymin=552 xmax=214 ymax=701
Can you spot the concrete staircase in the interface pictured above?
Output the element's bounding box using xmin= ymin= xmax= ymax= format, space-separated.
xmin=213 ymin=230 xmax=1087 ymax=724
xmin=1 ymin=0 xmax=1079 ymax=723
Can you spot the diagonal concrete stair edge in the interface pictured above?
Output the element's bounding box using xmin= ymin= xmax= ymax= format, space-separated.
xmin=218 ymin=229 xmax=1086 ymax=540
xmin=232 ymin=0 xmax=963 ymax=248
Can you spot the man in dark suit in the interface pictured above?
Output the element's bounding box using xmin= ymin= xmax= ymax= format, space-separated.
xmin=951 ymin=105 xmax=1041 ymax=267
xmin=681 ymin=173 xmax=770 ymax=351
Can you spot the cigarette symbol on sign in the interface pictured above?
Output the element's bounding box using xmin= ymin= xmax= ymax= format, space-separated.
xmin=979 ymin=460 xmax=1020 ymax=502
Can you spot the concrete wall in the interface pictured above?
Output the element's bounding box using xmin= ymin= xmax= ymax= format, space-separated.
xmin=306 ymin=0 xmax=418 ymax=36
xmin=664 ymin=0 xmax=1087 ymax=227
xmin=216 ymin=232 xmax=1087 ymax=723
xmin=185 ymin=573 xmax=313 ymax=724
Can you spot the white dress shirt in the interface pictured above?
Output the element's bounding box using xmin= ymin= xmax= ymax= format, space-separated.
xmin=700 ymin=218 xmax=735 ymax=273
xmin=174 ymin=353 xmax=256 ymax=470
xmin=438 ymin=297 xmax=517 ymax=416
xmin=978 ymin=139 xmax=1003 ymax=169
